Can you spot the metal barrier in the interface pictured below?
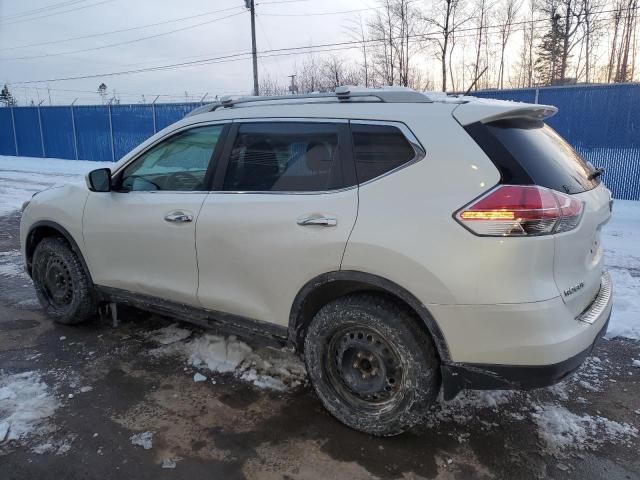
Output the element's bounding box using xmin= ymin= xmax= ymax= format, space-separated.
xmin=1 ymin=84 xmax=639 ymax=199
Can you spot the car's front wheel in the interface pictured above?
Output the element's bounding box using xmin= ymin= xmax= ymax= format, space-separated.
xmin=304 ymin=293 xmax=440 ymax=436
xmin=32 ymin=237 xmax=96 ymax=325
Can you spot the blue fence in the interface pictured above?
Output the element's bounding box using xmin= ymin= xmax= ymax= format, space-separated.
xmin=1 ymin=84 xmax=639 ymax=199
xmin=0 ymin=102 xmax=198 ymax=162
xmin=474 ymin=84 xmax=640 ymax=201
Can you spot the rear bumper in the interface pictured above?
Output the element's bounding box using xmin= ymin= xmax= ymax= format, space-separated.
xmin=435 ymin=272 xmax=613 ymax=399
xmin=441 ymin=314 xmax=609 ymax=399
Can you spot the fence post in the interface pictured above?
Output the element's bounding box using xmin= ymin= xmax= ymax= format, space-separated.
xmin=10 ymin=106 xmax=18 ymax=156
xmin=70 ymin=99 xmax=79 ymax=160
xmin=534 ymin=88 xmax=540 ymax=104
xmin=37 ymin=101 xmax=45 ymax=158
xmin=108 ymin=103 xmax=115 ymax=162
xmin=152 ymin=95 xmax=159 ymax=134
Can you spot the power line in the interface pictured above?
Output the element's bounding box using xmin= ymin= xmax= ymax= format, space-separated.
xmin=258 ymin=7 xmax=374 ymax=17
xmin=0 ymin=0 xmax=89 ymax=21
xmin=0 ymin=5 xmax=246 ymax=52
xmin=0 ymin=0 xmax=114 ymax=26
xmin=2 ymin=10 xmax=247 ymax=61
xmin=9 ymin=5 xmax=640 ymax=85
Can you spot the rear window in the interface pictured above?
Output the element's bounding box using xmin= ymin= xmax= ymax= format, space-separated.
xmin=473 ymin=119 xmax=600 ymax=194
xmin=351 ymin=124 xmax=416 ymax=183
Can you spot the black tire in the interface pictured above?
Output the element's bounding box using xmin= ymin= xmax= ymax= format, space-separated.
xmin=304 ymin=293 xmax=440 ymax=436
xmin=32 ymin=237 xmax=96 ymax=325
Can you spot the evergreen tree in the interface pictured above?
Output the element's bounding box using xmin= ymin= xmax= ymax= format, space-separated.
xmin=535 ymin=10 xmax=565 ymax=85
xmin=0 ymin=84 xmax=17 ymax=107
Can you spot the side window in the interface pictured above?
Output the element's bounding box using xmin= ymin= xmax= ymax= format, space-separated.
xmin=120 ymin=125 xmax=224 ymax=191
xmin=351 ymin=124 xmax=417 ymax=183
xmin=223 ymin=122 xmax=344 ymax=192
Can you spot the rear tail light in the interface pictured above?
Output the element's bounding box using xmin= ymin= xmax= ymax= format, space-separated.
xmin=455 ymin=185 xmax=584 ymax=236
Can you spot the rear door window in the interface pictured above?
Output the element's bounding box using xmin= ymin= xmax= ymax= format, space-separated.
xmin=482 ymin=119 xmax=600 ymax=194
xmin=223 ymin=122 xmax=351 ymax=192
xmin=351 ymin=123 xmax=417 ymax=183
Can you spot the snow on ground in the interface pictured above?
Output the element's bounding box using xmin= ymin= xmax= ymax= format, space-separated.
xmin=130 ymin=431 xmax=153 ymax=450
xmin=602 ymin=199 xmax=640 ymax=340
xmin=532 ymin=404 xmax=637 ymax=452
xmin=0 ymin=251 xmax=29 ymax=280
xmin=0 ymin=155 xmax=113 ymax=216
xmin=0 ymin=371 xmax=59 ymax=443
xmin=147 ymin=323 xmax=192 ymax=345
xmin=146 ymin=325 xmax=307 ymax=391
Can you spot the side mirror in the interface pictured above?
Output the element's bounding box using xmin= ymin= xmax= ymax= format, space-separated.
xmin=86 ymin=168 xmax=112 ymax=192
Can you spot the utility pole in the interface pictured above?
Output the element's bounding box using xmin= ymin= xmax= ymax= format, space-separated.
xmin=246 ymin=0 xmax=259 ymax=96
xmin=288 ymin=74 xmax=298 ymax=94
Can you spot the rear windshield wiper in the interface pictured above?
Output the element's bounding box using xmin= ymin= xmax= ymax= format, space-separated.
xmin=588 ymin=167 xmax=604 ymax=180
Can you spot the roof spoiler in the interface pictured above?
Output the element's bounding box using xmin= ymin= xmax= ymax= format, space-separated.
xmin=453 ymin=100 xmax=558 ymax=126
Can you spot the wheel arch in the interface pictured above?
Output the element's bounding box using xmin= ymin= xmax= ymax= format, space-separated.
xmin=25 ymin=220 xmax=94 ymax=286
xmin=288 ymin=270 xmax=451 ymax=362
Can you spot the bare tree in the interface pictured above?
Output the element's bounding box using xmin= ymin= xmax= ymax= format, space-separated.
xmin=497 ymin=0 xmax=521 ymax=88
xmin=259 ymin=75 xmax=287 ymax=96
xmin=298 ymin=53 xmax=323 ymax=92
xmin=580 ymin=0 xmax=605 ymax=82
xmin=613 ymin=0 xmax=639 ymax=82
xmin=425 ymin=0 xmax=469 ymax=91
xmin=471 ymin=0 xmax=493 ymax=90
xmin=347 ymin=16 xmax=372 ymax=87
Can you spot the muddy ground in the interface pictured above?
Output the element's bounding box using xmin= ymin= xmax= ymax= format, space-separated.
xmin=1 ymin=211 xmax=639 ymax=480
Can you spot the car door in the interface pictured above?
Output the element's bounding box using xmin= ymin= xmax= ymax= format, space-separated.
xmin=196 ymin=120 xmax=358 ymax=326
xmin=83 ymin=123 xmax=228 ymax=306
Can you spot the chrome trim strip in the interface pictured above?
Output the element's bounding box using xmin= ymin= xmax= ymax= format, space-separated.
xmin=231 ymin=117 xmax=349 ymax=124
xmin=576 ymin=271 xmax=612 ymax=325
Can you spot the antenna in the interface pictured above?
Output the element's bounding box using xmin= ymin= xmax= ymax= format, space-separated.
xmin=463 ymin=67 xmax=488 ymax=97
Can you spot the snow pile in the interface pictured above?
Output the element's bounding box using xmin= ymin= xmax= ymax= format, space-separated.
xmin=0 ymin=155 xmax=113 ymax=216
xmin=130 ymin=431 xmax=153 ymax=449
xmin=532 ymin=404 xmax=638 ymax=452
xmin=188 ymin=334 xmax=253 ymax=373
xmin=187 ymin=334 xmax=307 ymax=391
xmin=147 ymin=326 xmax=307 ymax=391
xmin=0 ymin=371 xmax=59 ymax=442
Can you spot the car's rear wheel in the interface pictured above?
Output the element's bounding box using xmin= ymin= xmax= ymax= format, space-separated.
xmin=304 ymin=293 xmax=440 ymax=436
xmin=32 ymin=237 xmax=96 ymax=325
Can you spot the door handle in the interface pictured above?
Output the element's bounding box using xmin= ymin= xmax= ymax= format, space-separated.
xmin=164 ymin=211 xmax=193 ymax=223
xmin=297 ymin=214 xmax=337 ymax=227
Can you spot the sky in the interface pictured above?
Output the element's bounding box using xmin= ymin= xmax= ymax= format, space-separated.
xmin=0 ymin=0 xmax=373 ymax=105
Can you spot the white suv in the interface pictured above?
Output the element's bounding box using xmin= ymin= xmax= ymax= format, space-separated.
xmin=20 ymin=86 xmax=613 ymax=436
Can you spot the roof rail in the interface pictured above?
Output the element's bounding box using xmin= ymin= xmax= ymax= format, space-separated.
xmin=185 ymin=86 xmax=433 ymax=117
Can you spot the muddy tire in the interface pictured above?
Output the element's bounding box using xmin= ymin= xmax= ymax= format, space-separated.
xmin=304 ymin=293 xmax=440 ymax=436
xmin=32 ymin=237 xmax=96 ymax=325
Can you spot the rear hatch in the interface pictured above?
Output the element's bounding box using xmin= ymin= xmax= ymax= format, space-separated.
xmin=454 ymin=100 xmax=613 ymax=316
